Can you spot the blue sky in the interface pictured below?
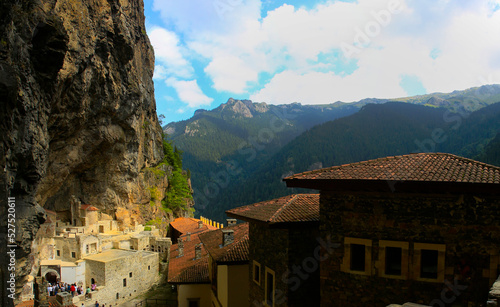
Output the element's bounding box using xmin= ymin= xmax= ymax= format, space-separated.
xmin=143 ymin=0 xmax=500 ymax=124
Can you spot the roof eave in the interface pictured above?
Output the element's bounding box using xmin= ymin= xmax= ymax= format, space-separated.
xmin=284 ymin=178 xmax=500 ymax=194
xmin=168 ymin=280 xmax=210 ymax=285
xmin=216 ymin=259 xmax=249 ymax=265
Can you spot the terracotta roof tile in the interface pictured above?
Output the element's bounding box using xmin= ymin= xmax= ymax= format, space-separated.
xmin=199 ymin=223 xmax=249 ymax=264
xmin=169 ymin=257 xmax=209 ymax=284
xmin=284 ymin=153 xmax=500 ymax=184
xmin=168 ymin=218 xmax=212 ymax=284
xmin=170 ymin=217 xmax=217 ymax=236
xmin=80 ymin=204 xmax=98 ymax=211
xmin=226 ymin=194 xmax=320 ymax=225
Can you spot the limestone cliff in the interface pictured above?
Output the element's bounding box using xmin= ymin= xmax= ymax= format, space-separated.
xmin=0 ymin=0 xmax=175 ymax=305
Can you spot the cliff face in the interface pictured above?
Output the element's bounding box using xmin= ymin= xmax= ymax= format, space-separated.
xmin=0 ymin=0 xmax=166 ymax=304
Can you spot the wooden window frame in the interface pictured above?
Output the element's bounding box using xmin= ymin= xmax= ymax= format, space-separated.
xmin=378 ymin=240 xmax=409 ymax=279
xmin=341 ymin=237 xmax=372 ymax=276
xmin=264 ymin=267 xmax=275 ymax=307
xmin=413 ymin=242 xmax=446 ymax=283
xmin=253 ymin=260 xmax=261 ymax=286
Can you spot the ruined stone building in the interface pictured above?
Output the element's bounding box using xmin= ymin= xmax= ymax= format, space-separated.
xmin=30 ymin=204 xmax=171 ymax=306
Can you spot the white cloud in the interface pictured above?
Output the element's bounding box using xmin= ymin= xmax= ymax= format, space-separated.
xmin=152 ymin=0 xmax=261 ymax=36
xmin=149 ymin=27 xmax=193 ymax=79
xmin=204 ymin=55 xmax=260 ymax=93
xmin=150 ymin=0 xmax=500 ymax=105
xmin=166 ymin=78 xmax=213 ymax=108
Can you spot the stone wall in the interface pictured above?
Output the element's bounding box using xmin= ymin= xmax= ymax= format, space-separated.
xmin=54 ymin=237 xmax=79 ymax=262
xmin=84 ymin=250 xmax=159 ymax=305
xmin=287 ymin=227 xmax=320 ymax=306
xmin=248 ymin=223 xmax=320 ymax=307
xmin=249 ymin=223 xmax=289 ymax=306
xmin=319 ymin=191 xmax=500 ymax=307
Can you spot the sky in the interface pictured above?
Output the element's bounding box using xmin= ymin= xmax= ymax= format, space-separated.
xmin=143 ymin=0 xmax=500 ymax=124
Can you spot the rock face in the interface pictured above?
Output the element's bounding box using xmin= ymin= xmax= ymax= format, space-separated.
xmin=0 ymin=0 xmax=167 ymax=305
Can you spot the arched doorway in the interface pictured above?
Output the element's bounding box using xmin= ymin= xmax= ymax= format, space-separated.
xmin=91 ymin=278 xmax=95 ymax=285
xmin=45 ymin=271 xmax=58 ymax=284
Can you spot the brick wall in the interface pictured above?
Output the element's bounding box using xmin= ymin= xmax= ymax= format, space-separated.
xmin=320 ymin=191 xmax=500 ymax=307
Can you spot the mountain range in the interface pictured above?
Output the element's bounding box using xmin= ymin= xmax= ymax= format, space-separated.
xmin=164 ymin=85 xmax=500 ymax=221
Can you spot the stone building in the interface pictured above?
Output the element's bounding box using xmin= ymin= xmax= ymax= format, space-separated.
xmin=226 ymin=194 xmax=321 ymax=307
xmin=168 ymin=218 xmax=212 ymax=307
xmin=84 ymin=249 xmax=159 ymax=304
xmin=30 ymin=204 xmax=169 ymax=305
xmin=199 ymin=222 xmax=250 ymax=307
xmin=282 ymin=153 xmax=500 ymax=306
xmin=168 ymin=217 xmax=217 ymax=244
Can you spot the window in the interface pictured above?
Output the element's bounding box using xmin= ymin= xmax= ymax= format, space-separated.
xmin=86 ymin=245 xmax=89 ymax=254
xmin=188 ymin=298 xmax=200 ymax=307
xmin=253 ymin=261 xmax=261 ymax=285
xmin=71 ymin=252 xmax=76 ymax=258
xmin=116 ymin=293 xmax=119 ymax=299
xmin=386 ymin=247 xmax=402 ymax=275
xmin=264 ymin=267 xmax=275 ymax=307
xmin=341 ymin=237 xmax=372 ymax=276
xmin=148 ymin=265 xmax=150 ymax=270
xmin=129 ymin=272 xmax=133 ymax=278
xmin=420 ymin=249 xmax=438 ymax=279
xmin=350 ymin=244 xmax=365 ymax=271
xmin=56 ymin=250 xmax=60 ymax=257
xmin=378 ymin=240 xmax=409 ymax=279
xmin=123 ymin=278 xmax=127 ymax=287
xmin=414 ymin=243 xmax=445 ymax=282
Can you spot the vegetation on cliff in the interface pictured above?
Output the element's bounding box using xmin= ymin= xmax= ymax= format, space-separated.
xmin=161 ymin=135 xmax=193 ymax=214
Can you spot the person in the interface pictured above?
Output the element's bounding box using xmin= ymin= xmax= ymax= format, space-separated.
xmin=70 ymin=284 xmax=76 ymax=297
xmin=86 ymin=286 xmax=91 ymax=298
xmin=91 ymin=283 xmax=96 ymax=291
xmin=95 ymin=301 xmax=99 ymax=307
xmin=47 ymin=285 xmax=52 ymax=296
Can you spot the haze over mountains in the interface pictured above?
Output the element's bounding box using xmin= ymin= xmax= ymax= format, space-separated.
xmin=164 ymin=85 xmax=500 ymax=221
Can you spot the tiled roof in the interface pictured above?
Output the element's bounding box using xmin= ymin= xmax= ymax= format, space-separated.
xmin=168 ymin=219 xmax=211 ymax=284
xmin=169 ymin=257 xmax=209 ymax=284
xmin=199 ymin=223 xmax=249 ymax=264
xmin=80 ymin=204 xmax=98 ymax=211
xmin=284 ymin=153 xmax=500 ymax=183
xmin=170 ymin=217 xmax=217 ymax=236
xmin=226 ymin=194 xmax=320 ymax=225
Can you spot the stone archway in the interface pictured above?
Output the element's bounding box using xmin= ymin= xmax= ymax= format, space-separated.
xmin=44 ymin=270 xmax=59 ymax=284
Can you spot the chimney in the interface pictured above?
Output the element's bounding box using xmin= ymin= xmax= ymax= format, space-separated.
xmin=178 ymin=238 xmax=184 ymax=257
xmin=186 ymin=232 xmax=191 ymax=241
xmin=227 ymin=219 xmax=237 ymax=227
xmin=195 ymin=243 xmax=202 ymax=260
xmin=222 ymin=229 xmax=234 ymax=246
xmin=198 ymin=220 xmax=203 ymax=229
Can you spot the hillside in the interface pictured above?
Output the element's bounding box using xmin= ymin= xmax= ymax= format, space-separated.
xmin=200 ymin=101 xmax=500 ymax=221
xmin=163 ymin=85 xmax=500 ymax=221
xmin=164 ymin=98 xmax=362 ymax=204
